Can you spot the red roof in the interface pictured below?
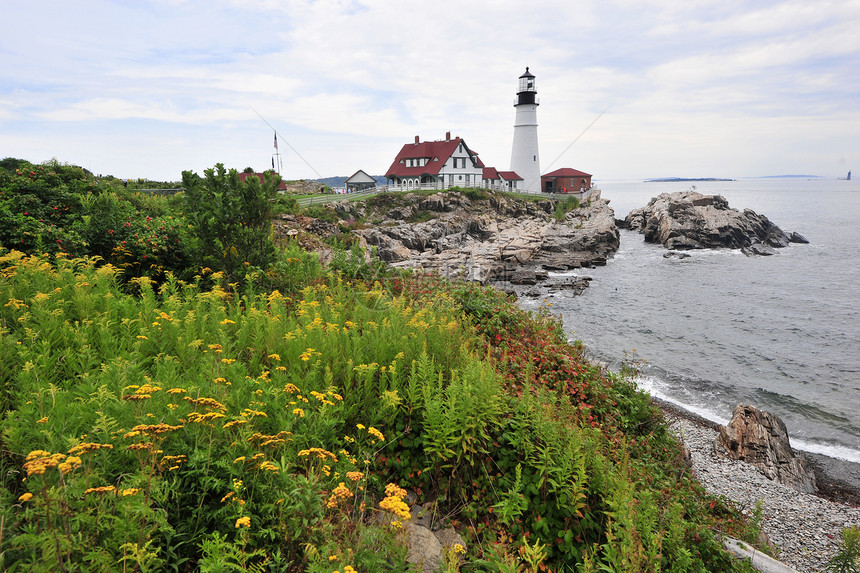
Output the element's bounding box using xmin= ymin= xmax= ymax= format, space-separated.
xmin=483 ymin=167 xmax=500 ymax=180
xmin=385 ymin=136 xmax=481 ymax=178
xmin=239 ymin=172 xmax=287 ymax=190
xmin=498 ymin=171 xmax=523 ymax=181
xmin=542 ymin=168 xmax=592 ymax=178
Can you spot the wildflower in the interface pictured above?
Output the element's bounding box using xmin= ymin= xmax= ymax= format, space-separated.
xmin=452 ymin=543 xmax=466 ymax=555
xmin=368 ymin=427 xmax=385 ymax=442
xmin=18 ymin=493 xmax=33 ymax=502
xmin=36 ymin=417 xmax=48 ymax=424
xmin=68 ymin=442 xmax=113 ymax=456
xmin=258 ymin=460 xmax=279 ymax=473
xmin=292 ymin=408 xmax=305 ymax=417
xmin=122 ymin=488 xmax=140 ymax=496
xmin=344 ymin=566 xmax=357 ymax=573
xmin=220 ymin=319 xmax=235 ymax=325
xmin=58 ymin=456 xmax=82 ymax=474
xmin=346 ymin=471 xmax=364 ymax=482
xmin=235 ymin=516 xmax=251 ymax=528
xmin=333 ymin=482 xmax=352 ymax=498
xmin=84 ymin=485 xmax=116 ymax=495
xmin=268 ymin=353 xmax=280 ymax=361
xmin=233 ymin=456 xmax=246 ymax=464
xmin=167 ymin=388 xmax=187 ymax=394
xmin=221 ymin=358 xmax=236 ymax=364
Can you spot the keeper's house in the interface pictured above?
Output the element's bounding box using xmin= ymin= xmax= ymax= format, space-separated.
xmin=541 ymin=168 xmax=592 ymax=194
xmin=385 ymin=132 xmax=520 ymax=192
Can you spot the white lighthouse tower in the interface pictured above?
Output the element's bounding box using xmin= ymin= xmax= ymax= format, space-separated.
xmin=510 ymin=67 xmax=540 ymax=192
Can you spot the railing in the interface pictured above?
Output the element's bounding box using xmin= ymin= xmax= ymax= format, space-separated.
xmin=290 ymin=185 xmax=598 ymax=208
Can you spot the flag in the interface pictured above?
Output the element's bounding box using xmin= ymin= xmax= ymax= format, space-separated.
xmin=274 ymin=133 xmax=278 ymax=150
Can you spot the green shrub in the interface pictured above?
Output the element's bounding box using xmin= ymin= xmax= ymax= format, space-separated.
xmin=181 ymin=164 xmax=280 ymax=280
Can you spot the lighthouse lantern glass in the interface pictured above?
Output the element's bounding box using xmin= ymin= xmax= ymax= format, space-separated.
xmin=519 ymin=76 xmax=535 ymax=93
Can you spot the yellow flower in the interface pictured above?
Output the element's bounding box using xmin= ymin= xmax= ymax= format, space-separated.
xmin=18 ymin=492 xmax=33 ymax=502
xmin=235 ymin=516 xmax=251 ymax=528
xmin=84 ymin=485 xmax=116 ymax=495
xmin=346 ymin=471 xmax=364 ymax=482
xmin=368 ymin=427 xmax=384 ymax=442
xmin=220 ymin=319 xmax=235 ymax=325
xmin=268 ymin=353 xmax=280 ymax=361
xmin=221 ymin=358 xmax=236 ymax=364
xmin=292 ymin=408 xmax=305 ymax=417
xmin=36 ymin=417 xmax=48 ymax=424
xmin=452 ymin=543 xmax=466 ymax=555
xmin=356 ymin=423 xmax=365 ymax=430
xmin=121 ymin=488 xmax=140 ymax=496
xmin=344 ymin=566 xmax=357 ymax=573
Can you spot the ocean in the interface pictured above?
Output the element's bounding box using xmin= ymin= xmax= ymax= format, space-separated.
xmin=519 ymin=177 xmax=860 ymax=485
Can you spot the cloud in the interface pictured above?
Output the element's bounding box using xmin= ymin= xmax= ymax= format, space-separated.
xmin=1 ymin=0 xmax=858 ymax=180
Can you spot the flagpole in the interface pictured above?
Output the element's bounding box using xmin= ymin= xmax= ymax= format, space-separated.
xmin=273 ymin=132 xmax=282 ymax=175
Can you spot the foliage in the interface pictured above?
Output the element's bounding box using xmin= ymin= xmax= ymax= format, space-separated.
xmin=0 ymin=157 xmax=767 ymax=572
xmin=828 ymin=527 xmax=860 ymax=573
xmin=553 ymin=196 xmax=580 ymax=221
xmin=0 ymin=160 xmax=193 ymax=282
xmin=181 ymin=164 xmax=280 ymax=281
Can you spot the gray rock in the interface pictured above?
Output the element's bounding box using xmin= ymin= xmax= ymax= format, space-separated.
xmin=742 ymin=243 xmax=777 ymax=256
xmin=404 ymin=524 xmax=443 ymax=572
xmin=352 ymin=189 xmax=618 ymax=285
xmin=716 ymin=404 xmax=817 ymax=494
xmin=788 ymin=231 xmax=809 ymax=244
xmin=625 ymin=191 xmax=792 ymax=251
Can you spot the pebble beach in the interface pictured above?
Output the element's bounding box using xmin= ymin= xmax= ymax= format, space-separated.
xmin=660 ymin=404 xmax=860 ymax=573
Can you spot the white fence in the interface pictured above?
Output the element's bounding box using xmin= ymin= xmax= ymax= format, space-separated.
xmin=294 ymin=184 xmax=597 ymax=208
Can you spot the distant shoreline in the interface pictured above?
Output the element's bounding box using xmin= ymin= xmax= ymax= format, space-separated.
xmin=644 ymin=177 xmax=735 ymax=182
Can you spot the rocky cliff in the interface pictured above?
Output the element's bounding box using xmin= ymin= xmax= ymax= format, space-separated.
xmin=277 ymin=189 xmax=620 ymax=286
xmin=622 ymin=190 xmax=808 ymax=254
xmin=332 ymin=189 xmax=619 ymax=283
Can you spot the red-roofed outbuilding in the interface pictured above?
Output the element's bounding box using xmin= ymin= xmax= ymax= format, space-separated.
xmin=541 ymin=168 xmax=592 ymax=194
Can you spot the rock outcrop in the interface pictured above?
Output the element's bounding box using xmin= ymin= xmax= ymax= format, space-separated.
xmin=716 ymin=404 xmax=817 ymax=494
xmin=623 ymin=191 xmax=797 ymax=252
xmin=306 ymin=189 xmax=620 ymax=284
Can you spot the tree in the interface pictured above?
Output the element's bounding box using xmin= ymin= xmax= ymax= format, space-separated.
xmin=181 ymin=164 xmax=281 ymax=280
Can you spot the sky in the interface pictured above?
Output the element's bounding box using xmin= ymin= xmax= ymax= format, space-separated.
xmin=2 ymin=0 xmax=858 ymax=182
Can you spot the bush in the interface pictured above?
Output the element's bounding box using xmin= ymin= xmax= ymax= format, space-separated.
xmin=182 ymin=164 xmax=281 ymax=280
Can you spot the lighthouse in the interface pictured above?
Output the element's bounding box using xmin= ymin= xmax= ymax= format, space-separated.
xmin=510 ymin=67 xmax=540 ymax=192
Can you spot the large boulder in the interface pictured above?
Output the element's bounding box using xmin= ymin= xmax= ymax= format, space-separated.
xmin=624 ymin=191 xmax=793 ymax=251
xmin=716 ymin=404 xmax=817 ymax=494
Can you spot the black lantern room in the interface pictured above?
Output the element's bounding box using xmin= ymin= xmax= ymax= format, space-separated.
xmin=516 ymin=67 xmax=537 ymax=106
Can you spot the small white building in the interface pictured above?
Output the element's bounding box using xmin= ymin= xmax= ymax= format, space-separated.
xmin=385 ymin=132 xmax=519 ymax=192
xmin=345 ymin=169 xmax=376 ymax=192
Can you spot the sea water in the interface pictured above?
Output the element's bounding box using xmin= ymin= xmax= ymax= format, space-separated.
xmin=519 ymin=177 xmax=860 ymax=480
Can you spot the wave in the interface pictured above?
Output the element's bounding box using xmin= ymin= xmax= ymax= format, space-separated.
xmin=636 ymin=374 xmax=860 ymax=465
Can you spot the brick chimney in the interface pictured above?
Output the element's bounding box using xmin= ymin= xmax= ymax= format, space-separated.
xmin=445 ymin=131 xmax=451 ymax=141
xmin=414 ymin=135 xmax=420 ymax=144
